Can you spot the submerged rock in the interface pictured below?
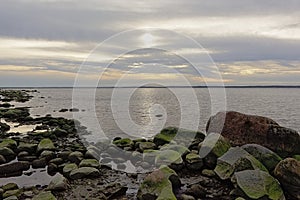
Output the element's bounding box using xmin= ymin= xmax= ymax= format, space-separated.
xmin=206 ymin=111 xmax=300 ymax=157
xmin=274 ymin=158 xmax=300 ymax=199
xmin=137 ymin=166 xmax=181 ymax=200
xmin=233 ymin=169 xmax=284 ymax=200
xmin=214 ymin=147 xmax=267 ymax=180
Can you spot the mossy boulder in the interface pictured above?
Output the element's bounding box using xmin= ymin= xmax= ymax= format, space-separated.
xmin=233 ymin=169 xmax=284 ymax=200
xmin=137 ymin=166 xmax=180 ymax=200
xmin=79 ymin=159 xmax=100 ymax=168
xmin=32 ymin=191 xmax=57 ymax=200
xmin=274 ymin=158 xmax=300 ymax=199
xmin=199 ymin=133 xmax=231 ymax=169
xmin=138 ymin=142 xmax=156 ymax=152
xmin=0 ymin=147 xmax=15 ymax=160
xmin=37 ymin=139 xmax=55 ymax=153
xmin=3 ymin=189 xmax=22 ymax=199
xmin=214 ymin=147 xmax=267 ymax=180
xmin=113 ymin=138 xmax=134 ymax=149
xmin=17 ymin=142 xmax=37 ymax=154
xmin=0 ymin=139 xmax=17 ymax=150
xmin=185 ymin=153 xmax=203 ymax=170
xmin=63 ymin=163 xmax=78 ymax=177
xmin=155 ymin=150 xmax=183 ymax=167
xmin=0 ymin=122 xmax=10 ymax=133
xmin=69 ymin=167 xmax=100 ymax=179
xmin=47 ymin=173 xmax=69 ymax=191
xmin=153 ymin=127 xmax=205 ymax=147
xmin=160 ymin=144 xmax=190 ymax=155
xmin=242 ymin=144 xmax=282 ymax=172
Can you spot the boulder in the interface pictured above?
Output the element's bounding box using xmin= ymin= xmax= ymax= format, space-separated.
xmin=69 ymin=167 xmax=100 ymax=179
xmin=68 ymin=151 xmax=84 ymax=164
xmin=0 ymin=139 xmax=17 ymax=150
xmin=160 ymin=144 xmax=190 ymax=155
xmin=2 ymin=183 xmax=18 ymax=191
xmin=153 ymin=127 xmax=205 ymax=147
xmin=233 ymin=169 xmax=284 ymax=200
xmin=17 ymin=142 xmax=37 ymax=154
xmin=37 ymin=139 xmax=56 ymax=153
xmin=0 ymin=154 xmax=6 ymax=164
xmin=79 ymin=159 xmax=100 ymax=168
xmin=242 ymin=144 xmax=282 ymax=172
xmin=52 ymin=128 xmax=68 ymax=137
xmin=32 ymin=191 xmax=57 ymax=200
xmin=185 ymin=153 xmax=203 ymax=170
xmin=206 ymin=111 xmax=300 ymax=157
xmin=274 ymin=158 xmax=300 ymax=199
xmin=138 ymin=142 xmax=156 ymax=152
xmin=0 ymin=122 xmax=10 ymax=133
xmin=0 ymin=147 xmax=16 ymax=160
xmin=214 ymin=147 xmax=267 ymax=180
xmin=63 ymin=163 xmax=78 ymax=177
xmin=199 ymin=133 xmax=231 ymax=169
xmin=113 ymin=138 xmax=134 ymax=149
xmin=3 ymin=189 xmax=22 ymax=199
xmin=155 ymin=150 xmax=183 ymax=168
xmin=0 ymin=161 xmax=30 ymax=177
xmin=137 ymin=166 xmax=181 ymax=200
xmin=47 ymin=173 xmax=69 ymax=191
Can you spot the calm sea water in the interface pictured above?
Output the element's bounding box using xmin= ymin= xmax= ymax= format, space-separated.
xmin=14 ymin=88 xmax=300 ymax=142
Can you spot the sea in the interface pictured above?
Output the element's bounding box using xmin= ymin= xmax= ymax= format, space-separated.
xmin=11 ymin=87 xmax=300 ymax=143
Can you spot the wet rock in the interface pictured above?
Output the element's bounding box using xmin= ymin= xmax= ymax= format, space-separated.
xmin=59 ymin=109 xmax=68 ymax=113
xmin=185 ymin=184 xmax=206 ymax=198
xmin=17 ymin=142 xmax=37 ymax=154
xmin=32 ymin=158 xmax=47 ymax=168
xmin=79 ymin=159 xmax=100 ymax=168
xmin=32 ymin=191 xmax=57 ymax=200
xmin=155 ymin=150 xmax=183 ymax=167
xmin=68 ymin=151 xmax=84 ymax=164
xmin=63 ymin=163 xmax=78 ymax=177
xmin=180 ymin=194 xmax=195 ymax=200
xmin=85 ymin=149 xmax=100 ymax=160
xmin=52 ymin=128 xmax=68 ymax=137
xmin=137 ymin=166 xmax=181 ymax=200
xmin=201 ymin=169 xmax=216 ymax=177
xmin=2 ymin=183 xmax=18 ymax=191
xmin=274 ymin=158 xmax=300 ymax=199
xmin=0 ymin=147 xmax=16 ymax=160
xmin=69 ymin=167 xmax=100 ymax=179
xmin=18 ymin=155 xmax=37 ymax=162
xmin=160 ymin=144 xmax=190 ymax=155
xmin=185 ymin=153 xmax=203 ymax=170
xmin=206 ymin=111 xmax=300 ymax=157
xmin=138 ymin=142 xmax=156 ymax=152
xmin=40 ymin=150 xmax=55 ymax=161
xmin=199 ymin=133 xmax=231 ymax=169
xmin=0 ymin=161 xmax=30 ymax=177
xmin=3 ymin=189 xmax=22 ymax=199
xmin=0 ymin=154 xmax=6 ymax=164
xmin=0 ymin=139 xmax=17 ymax=150
xmin=47 ymin=173 xmax=69 ymax=191
xmin=113 ymin=138 xmax=134 ymax=149
xmin=69 ymin=108 xmax=79 ymax=112
xmin=37 ymin=138 xmax=56 ymax=153
xmin=153 ymin=127 xmax=205 ymax=147
xmin=49 ymin=158 xmax=64 ymax=165
xmin=102 ymin=182 xmax=128 ymax=199
xmin=3 ymin=195 xmax=18 ymax=200
xmin=47 ymin=163 xmax=58 ymax=175
xmin=214 ymin=147 xmax=267 ymax=180
xmin=242 ymin=144 xmax=282 ymax=172
xmin=58 ymin=150 xmax=72 ymax=161
xmin=0 ymin=122 xmax=10 ymax=133
xmin=234 ymin=169 xmax=284 ymax=200
xmin=0 ymin=103 xmax=12 ymax=108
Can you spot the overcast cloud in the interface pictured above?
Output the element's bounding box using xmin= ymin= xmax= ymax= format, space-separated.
xmin=0 ymin=0 xmax=299 ymax=86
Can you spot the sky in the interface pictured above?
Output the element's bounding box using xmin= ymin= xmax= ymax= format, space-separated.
xmin=0 ymin=0 xmax=299 ymax=87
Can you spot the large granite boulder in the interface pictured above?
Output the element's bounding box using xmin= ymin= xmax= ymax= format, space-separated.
xmin=233 ymin=169 xmax=284 ymax=200
xmin=274 ymin=158 xmax=300 ymax=199
xmin=206 ymin=111 xmax=300 ymax=157
xmin=137 ymin=166 xmax=181 ymax=200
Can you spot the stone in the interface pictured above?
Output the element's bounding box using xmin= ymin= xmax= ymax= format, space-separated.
xmin=199 ymin=133 xmax=231 ymax=169
xmin=185 ymin=153 xmax=203 ymax=170
xmin=69 ymin=167 xmax=100 ymax=179
xmin=0 ymin=139 xmax=17 ymax=150
xmin=2 ymin=183 xmax=18 ymax=191
xmin=0 ymin=122 xmax=10 ymax=133
xmin=138 ymin=142 xmax=156 ymax=152
xmin=47 ymin=173 xmax=69 ymax=191
xmin=153 ymin=127 xmax=205 ymax=147
xmin=79 ymin=159 xmax=100 ymax=168
xmin=68 ymin=151 xmax=84 ymax=164
xmin=214 ymin=147 xmax=267 ymax=180
xmin=17 ymin=142 xmax=37 ymax=154
xmin=137 ymin=166 xmax=181 ymax=200
xmin=234 ymin=169 xmax=284 ymax=200
xmin=3 ymin=195 xmax=18 ymax=200
xmin=32 ymin=191 xmax=57 ymax=200
xmin=206 ymin=111 xmax=300 ymax=157
xmin=180 ymin=194 xmax=195 ymax=200
xmin=3 ymin=189 xmax=22 ymax=199
xmin=40 ymin=150 xmax=55 ymax=161
xmin=49 ymin=158 xmax=64 ymax=165
xmin=113 ymin=138 xmax=134 ymax=149
xmin=32 ymin=158 xmax=47 ymax=168
xmin=0 ymin=147 xmax=16 ymax=160
xmin=37 ymin=139 xmax=55 ymax=153
xmin=52 ymin=128 xmax=68 ymax=137
xmin=185 ymin=184 xmax=206 ymax=198
xmin=0 ymin=154 xmax=6 ymax=164
xmin=160 ymin=144 xmax=190 ymax=155
xmin=102 ymin=182 xmax=128 ymax=199
xmin=0 ymin=161 xmax=30 ymax=177
xmin=201 ymin=169 xmax=216 ymax=177
xmin=274 ymin=158 xmax=300 ymax=199
xmin=242 ymin=144 xmax=282 ymax=172
xmin=63 ymin=163 xmax=78 ymax=177
xmin=155 ymin=150 xmax=183 ymax=167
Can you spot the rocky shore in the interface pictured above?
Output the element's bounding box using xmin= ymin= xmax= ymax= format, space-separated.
xmin=0 ymin=89 xmax=299 ymax=200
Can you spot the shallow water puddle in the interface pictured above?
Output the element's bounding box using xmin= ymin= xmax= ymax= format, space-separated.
xmin=1 ymin=119 xmax=42 ymax=134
